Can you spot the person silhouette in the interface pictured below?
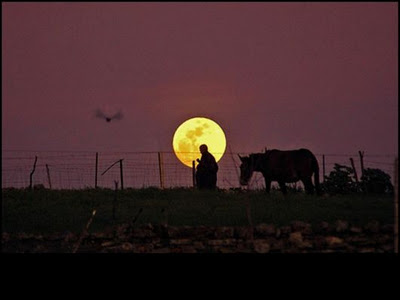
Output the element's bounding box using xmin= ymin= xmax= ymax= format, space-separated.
xmin=196 ymin=144 xmax=218 ymax=190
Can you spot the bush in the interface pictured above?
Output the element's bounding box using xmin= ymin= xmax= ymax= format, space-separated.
xmin=322 ymin=164 xmax=361 ymax=195
xmin=360 ymin=168 xmax=394 ymax=194
xmin=322 ymin=164 xmax=394 ymax=195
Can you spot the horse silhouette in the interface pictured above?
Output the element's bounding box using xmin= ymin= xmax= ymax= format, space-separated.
xmin=239 ymin=148 xmax=321 ymax=195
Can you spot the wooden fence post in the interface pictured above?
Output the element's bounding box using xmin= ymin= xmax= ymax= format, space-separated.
xmin=113 ymin=181 xmax=118 ymax=220
xmin=29 ymin=156 xmax=38 ymax=190
xmin=101 ymin=159 xmax=123 ymax=189
xmin=158 ymin=152 xmax=164 ymax=189
xmin=95 ymin=152 xmax=98 ymax=189
xmin=119 ymin=159 xmax=124 ymax=190
xmin=359 ymin=151 xmax=368 ymax=192
xmin=394 ymin=158 xmax=398 ymax=254
xmin=46 ymin=164 xmax=52 ymax=189
xmin=350 ymin=158 xmax=359 ymax=182
xmin=358 ymin=151 xmax=365 ymax=178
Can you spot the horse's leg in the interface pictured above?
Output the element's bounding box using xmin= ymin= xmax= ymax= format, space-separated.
xmin=278 ymin=181 xmax=287 ymax=195
xmin=264 ymin=177 xmax=271 ymax=193
xmin=301 ymin=177 xmax=314 ymax=195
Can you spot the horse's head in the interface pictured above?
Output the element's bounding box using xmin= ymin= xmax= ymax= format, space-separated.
xmin=238 ymin=155 xmax=254 ymax=186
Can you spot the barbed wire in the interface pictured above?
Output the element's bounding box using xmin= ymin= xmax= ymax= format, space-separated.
xmin=3 ymin=149 xmax=397 ymax=156
xmin=2 ymin=150 xmax=397 ymax=189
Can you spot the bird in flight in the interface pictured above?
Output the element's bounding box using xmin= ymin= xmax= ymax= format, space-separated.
xmin=95 ymin=109 xmax=123 ymax=122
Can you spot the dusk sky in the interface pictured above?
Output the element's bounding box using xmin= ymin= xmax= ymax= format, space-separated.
xmin=2 ymin=2 xmax=398 ymax=157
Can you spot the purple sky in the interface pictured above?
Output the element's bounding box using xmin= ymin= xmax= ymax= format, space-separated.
xmin=2 ymin=2 xmax=398 ymax=157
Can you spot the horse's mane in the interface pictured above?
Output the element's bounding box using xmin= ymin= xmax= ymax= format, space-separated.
xmin=249 ymin=149 xmax=277 ymax=160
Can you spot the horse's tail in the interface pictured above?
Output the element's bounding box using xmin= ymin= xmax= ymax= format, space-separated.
xmin=311 ymin=153 xmax=321 ymax=195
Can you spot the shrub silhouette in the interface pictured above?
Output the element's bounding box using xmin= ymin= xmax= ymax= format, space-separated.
xmin=361 ymin=168 xmax=393 ymax=194
xmin=322 ymin=164 xmax=360 ymax=195
xmin=322 ymin=164 xmax=393 ymax=195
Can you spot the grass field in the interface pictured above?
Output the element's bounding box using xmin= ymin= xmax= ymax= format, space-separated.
xmin=2 ymin=187 xmax=395 ymax=234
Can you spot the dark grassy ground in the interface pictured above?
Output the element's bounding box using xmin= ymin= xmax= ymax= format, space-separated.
xmin=2 ymin=187 xmax=395 ymax=234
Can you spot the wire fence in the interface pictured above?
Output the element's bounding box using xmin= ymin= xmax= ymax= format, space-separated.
xmin=1 ymin=150 xmax=397 ymax=190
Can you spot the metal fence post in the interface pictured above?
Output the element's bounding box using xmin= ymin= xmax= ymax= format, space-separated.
xmin=158 ymin=152 xmax=164 ymax=189
xmin=95 ymin=152 xmax=98 ymax=189
xmin=119 ymin=159 xmax=124 ymax=190
xmin=29 ymin=156 xmax=38 ymax=190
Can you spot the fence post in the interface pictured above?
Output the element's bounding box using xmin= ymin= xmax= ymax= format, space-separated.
xmin=119 ymin=159 xmax=124 ymax=190
xmin=95 ymin=152 xmax=98 ymax=189
xmin=29 ymin=156 xmax=38 ymax=190
xmin=113 ymin=181 xmax=118 ymax=220
xmin=101 ymin=159 xmax=123 ymax=190
xmin=192 ymin=160 xmax=196 ymax=188
xmin=46 ymin=164 xmax=52 ymax=189
xmin=358 ymin=151 xmax=365 ymax=178
xmin=158 ymin=152 xmax=164 ymax=189
xmin=322 ymin=155 xmax=326 ymax=183
xmin=394 ymin=158 xmax=398 ymax=254
xmin=350 ymin=158 xmax=359 ymax=182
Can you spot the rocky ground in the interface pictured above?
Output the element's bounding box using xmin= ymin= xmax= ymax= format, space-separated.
xmin=2 ymin=220 xmax=394 ymax=253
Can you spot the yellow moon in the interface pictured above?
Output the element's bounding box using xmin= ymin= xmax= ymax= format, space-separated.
xmin=172 ymin=117 xmax=226 ymax=167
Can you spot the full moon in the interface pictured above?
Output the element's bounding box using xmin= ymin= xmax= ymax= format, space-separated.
xmin=172 ymin=117 xmax=227 ymax=168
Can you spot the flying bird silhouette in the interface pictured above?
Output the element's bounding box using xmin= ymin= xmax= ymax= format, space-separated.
xmin=95 ymin=109 xmax=123 ymax=122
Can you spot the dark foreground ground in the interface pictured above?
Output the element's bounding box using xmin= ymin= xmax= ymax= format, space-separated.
xmin=2 ymin=188 xmax=396 ymax=253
